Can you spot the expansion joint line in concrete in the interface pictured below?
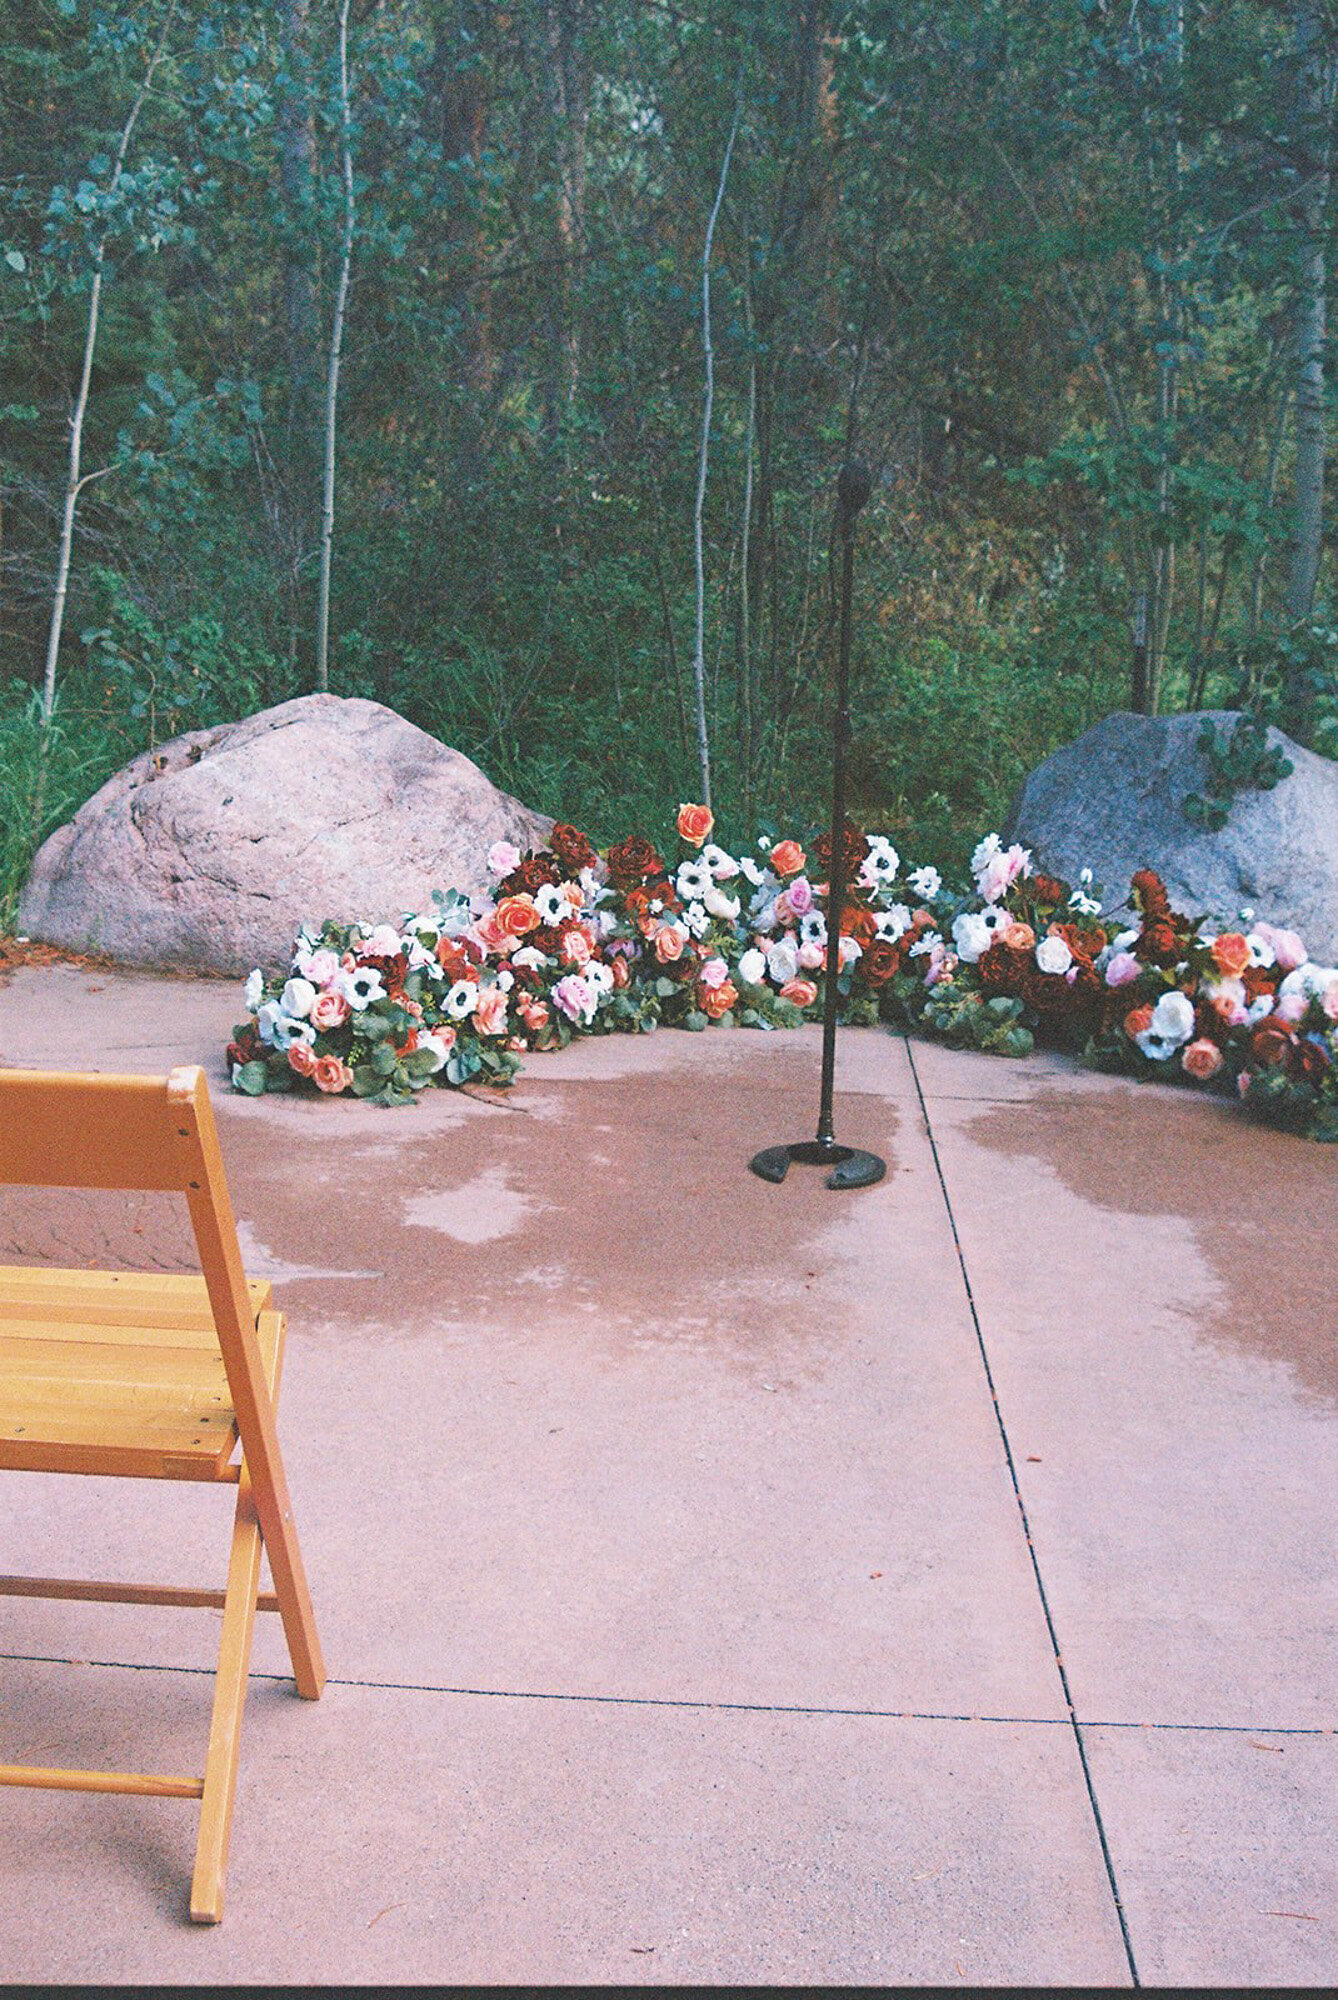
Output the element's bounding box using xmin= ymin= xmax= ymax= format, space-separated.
xmin=903 ymin=1038 xmax=1141 ymax=1989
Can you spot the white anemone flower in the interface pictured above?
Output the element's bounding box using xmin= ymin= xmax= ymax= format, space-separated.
xmin=336 ymin=966 xmax=384 ymax=1011
xmin=909 ymin=930 xmax=943 ymax=959
xmin=271 ymin=1013 xmax=316 ymax=1051
xmin=683 ymin=901 xmax=710 ymax=939
xmin=584 ymin=961 xmax=614 ymax=996
xmin=444 ymin=979 xmax=479 ymax=1020
xmin=876 ymin=903 xmax=913 ymax=942
xmin=799 ymin=909 xmax=828 ymax=947
xmin=1246 ymin=932 xmax=1276 ymax=970
xmin=534 ymin=883 xmax=573 ymax=926
xmin=702 ymin=843 xmax=740 ymax=881
xmin=909 ymin=864 xmax=942 ymax=900
xmin=244 ymin=968 xmax=265 ymax=1012
xmin=676 ymin=859 xmax=713 ymax=902
xmin=865 ymin=836 xmax=900 ymax=882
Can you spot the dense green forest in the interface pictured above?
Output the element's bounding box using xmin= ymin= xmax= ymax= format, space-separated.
xmin=3 ymin=0 xmax=1337 ymax=922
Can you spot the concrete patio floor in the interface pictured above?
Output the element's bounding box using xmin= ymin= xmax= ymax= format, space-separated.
xmin=0 ymin=963 xmax=1333 ymax=1987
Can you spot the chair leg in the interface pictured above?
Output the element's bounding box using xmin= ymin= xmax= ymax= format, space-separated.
xmin=190 ymin=1468 xmax=263 ymax=1924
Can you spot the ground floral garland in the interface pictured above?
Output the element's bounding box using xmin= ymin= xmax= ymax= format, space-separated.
xmin=228 ymin=807 xmax=1338 ymax=1143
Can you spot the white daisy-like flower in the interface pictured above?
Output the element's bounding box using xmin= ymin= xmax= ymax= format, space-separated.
xmin=909 ymin=930 xmax=943 ymax=959
xmin=534 ymin=883 xmax=572 ymax=926
xmin=865 ymin=835 xmax=900 ymax=882
xmin=876 ymin=903 xmax=913 ymax=942
xmin=676 ymin=859 xmax=713 ymax=902
xmin=271 ymin=1013 xmax=317 ymax=1051
xmin=337 ymin=966 xmax=385 ymax=1011
xmin=908 ymin=864 xmax=942 ymax=900
xmin=701 ymin=843 xmax=740 ymax=881
xmin=244 ymin=968 xmax=265 ymax=1012
xmin=444 ymin=979 xmax=479 ymax=1020
xmin=980 ymin=905 xmax=1014 ymax=937
xmin=739 ymin=856 xmax=772 ymax=888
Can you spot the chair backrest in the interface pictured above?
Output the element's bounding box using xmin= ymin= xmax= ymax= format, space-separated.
xmin=0 ymin=1064 xmax=265 ymax=1392
xmin=0 ymin=1065 xmax=216 ymax=1192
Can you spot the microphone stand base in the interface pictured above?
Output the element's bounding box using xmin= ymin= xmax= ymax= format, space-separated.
xmin=749 ymin=1139 xmax=887 ymax=1191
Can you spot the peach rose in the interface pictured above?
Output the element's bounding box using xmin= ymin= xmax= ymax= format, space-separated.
xmin=610 ymin=953 xmax=631 ymax=990
xmin=473 ymin=985 xmax=509 ymax=1036
xmin=472 ymin=911 xmax=512 ymax=955
xmin=495 ymin=894 xmax=541 ymax=938
xmin=654 ymin=923 xmax=688 ymax=963
xmin=288 ymin=1042 xmax=316 ymax=1078
xmin=516 ymin=994 xmax=550 ymax=1034
xmin=313 ymin=1055 xmax=353 ymax=1095
xmin=1181 ymin=1037 xmax=1224 ymax=1081
xmin=1211 ymin=932 xmax=1251 ymax=979
xmin=677 ymin=802 xmax=714 ymax=847
xmin=310 ymin=990 xmax=350 ymax=1031
xmin=780 ymin=977 xmax=819 ymax=1008
xmin=561 ymin=926 xmax=593 ymax=967
xmin=769 ymin=838 xmax=805 ymax=878
xmin=701 ymin=978 xmax=738 ymax=1019
xmin=1123 ymin=1003 xmax=1155 ymax=1039
xmin=1003 ymin=922 xmax=1036 ymax=951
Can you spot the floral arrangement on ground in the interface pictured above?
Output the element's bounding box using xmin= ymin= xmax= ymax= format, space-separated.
xmin=227 ymin=807 xmax=1338 ymax=1142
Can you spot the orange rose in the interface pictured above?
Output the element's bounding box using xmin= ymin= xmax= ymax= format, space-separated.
xmin=1182 ymin=1037 xmax=1224 ymax=1081
xmin=677 ymin=802 xmax=714 ymax=847
xmin=288 ymin=1042 xmax=316 ymax=1078
xmin=780 ymin=976 xmax=819 ymax=1009
xmin=610 ymin=953 xmax=631 ymax=989
xmin=769 ymin=838 xmax=805 ymax=878
xmin=654 ymin=923 xmax=688 ymax=963
xmin=1003 ymin=922 xmax=1036 ymax=951
xmin=312 ymin=1055 xmax=353 ymax=1095
xmin=1123 ymin=1003 xmax=1155 ymax=1039
xmin=495 ymin=894 xmax=541 ymax=938
xmin=842 ymin=904 xmax=878 ymax=945
xmin=701 ymin=978 xmax=738 ymax=1019
xmin=1211 ymin=932 xmax=1251 ymax=979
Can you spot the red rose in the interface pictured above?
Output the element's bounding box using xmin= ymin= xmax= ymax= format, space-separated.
xmin=499 ymin=852 xmax=563 ymax=897
xmin=861 ymin=938 xmax=901 ymax=986
xmin=549 ymin=823 xmax=598 ymax=873
xmin=607 ymin=834 xmax=666 ymax=888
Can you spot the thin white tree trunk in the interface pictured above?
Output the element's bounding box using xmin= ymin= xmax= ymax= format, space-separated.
xmin=40 ymin=3 xmax=176 ymax=724
xmin=691 ymin=99 xmax=741 ymax=811
xmin=315 ymin=0 xmax=355 ymax=693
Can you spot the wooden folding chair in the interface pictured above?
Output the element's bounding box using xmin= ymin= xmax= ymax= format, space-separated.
xmin=0 ymin=1064 xmax=324 ymax=1922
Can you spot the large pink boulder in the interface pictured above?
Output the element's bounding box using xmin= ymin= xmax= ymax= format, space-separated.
xmin=19 ymin=694 xmax=553 ymax=974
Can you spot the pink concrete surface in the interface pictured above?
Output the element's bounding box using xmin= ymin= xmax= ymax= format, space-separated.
xmin=1 ymin=962 xmax=1335 ymax=1983
xmin=918 ymin=1072 xmax=1338 ymax=1731
xmin=0 ymin=1657 xmax=1128 ymax=1986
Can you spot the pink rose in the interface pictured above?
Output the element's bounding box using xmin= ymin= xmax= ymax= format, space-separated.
xmin=654 ymin=924 xmax=688 ymax=964
xmin=797 ymin=939 xmax=825 ymax=971
xmin=297 ymin=947 xmax=341 ymax=987
xmin=473 ymin=985 xmax=509 ymax=1036
xmin=1254 ymin=923 xmax=1307 ymax=972
xmin=786 ymin=876 xmax=814 ymax=917
xmin=488 ymin=840 xmax=521 ymax=877
xmin=313 ymin=1055 xmax=353 ymax=1095
xmin=1104 ymin=951 xmax=1141 ymax=988
xmin=698 ymin=956 xmax=729 ymax=990
xmin=310 ymin=990 xmax=350 ymax=1031
xmin=471 ymin=912 xmax=512 ymax=955
xmin=1275 ymin=991 xmax=1308 ymax=1024
xmin=1181 ymin=1038 xmax=1224 ymax=1082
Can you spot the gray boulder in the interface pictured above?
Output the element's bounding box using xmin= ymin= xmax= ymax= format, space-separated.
xmin=19 ymin=693 xmax=554 ymax=974
xmin=1004 ymin=709 xmax=1338 ymax=959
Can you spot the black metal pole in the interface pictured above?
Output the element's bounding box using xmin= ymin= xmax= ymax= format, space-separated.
xmin=748 ymin=461 xmax=885 ymax=1191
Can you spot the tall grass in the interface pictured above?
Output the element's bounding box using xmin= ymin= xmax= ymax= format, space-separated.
xmin=0 ymin=688 xmax=128 ymax=931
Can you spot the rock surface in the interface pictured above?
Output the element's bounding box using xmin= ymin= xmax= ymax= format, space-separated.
xmin=19 ymin=694 xmax=553 ymax=974
xmin=1004 ymin=709 xmax=1338 ymax=959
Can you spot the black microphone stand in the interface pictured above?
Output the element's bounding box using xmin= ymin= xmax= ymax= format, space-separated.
xmin=749 ymin=462 xmax=887 ymax=1191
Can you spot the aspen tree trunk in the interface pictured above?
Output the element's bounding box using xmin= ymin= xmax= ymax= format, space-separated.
xmin=40 ymin=3 xmax=177 ymax=724
xmin=1286 ymin=1 xmax=1332 ymax=637
xmin=315 ymin=0 xmax=355 ymax=694
xmin=691 ymin=101 xmax=741 ymax=813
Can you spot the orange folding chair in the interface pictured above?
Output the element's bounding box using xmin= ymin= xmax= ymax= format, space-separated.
xmin=0 ymin=1065 xmax=324 ymax=1922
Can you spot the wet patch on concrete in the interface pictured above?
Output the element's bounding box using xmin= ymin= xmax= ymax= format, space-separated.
xmin=965 ymin=1084 xmax=1336 ymax=1406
